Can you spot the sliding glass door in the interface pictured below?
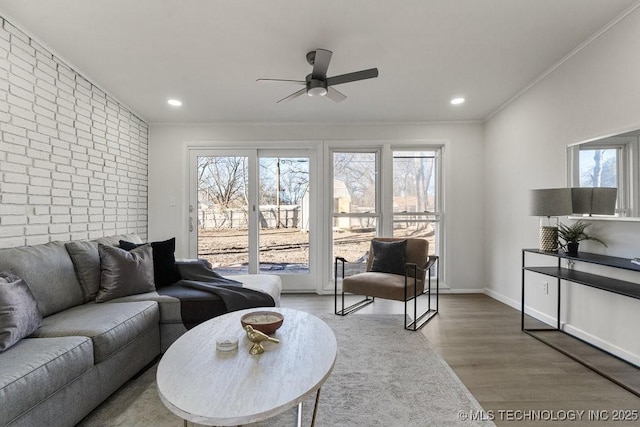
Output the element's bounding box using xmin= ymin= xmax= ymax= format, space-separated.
xmin=188 ymin=149 xmax=316 ymax=291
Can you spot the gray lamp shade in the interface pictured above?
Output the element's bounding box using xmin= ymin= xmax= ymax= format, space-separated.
xmin=529 ymin=188 xmax=573 ymax=217
xmin=571 ymin=187 xmax=617 ymax=215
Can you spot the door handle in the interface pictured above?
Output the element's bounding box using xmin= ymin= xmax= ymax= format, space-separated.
xmin=189 ymin=216 xmax=194 ymax=232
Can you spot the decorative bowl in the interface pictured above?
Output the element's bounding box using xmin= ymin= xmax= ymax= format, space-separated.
xmin=241 ymin=311 xmax=284 ymax=335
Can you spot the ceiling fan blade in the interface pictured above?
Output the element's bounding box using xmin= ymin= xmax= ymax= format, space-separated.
xmin=326 ymin=68 xmax=379 ymax=86
xmin=311 ymin=49 xmax=332 ymax=79
xmin=277 ymin=88 xmax=307 ymax=104
xmin=326 ymin=87 xmax=347 ymax=103
xmin=257 ymin=78 xmax=305 ymax=85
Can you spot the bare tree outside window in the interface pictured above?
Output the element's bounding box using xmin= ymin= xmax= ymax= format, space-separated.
xmin=579 ymin=149 xmax=617 ymax=188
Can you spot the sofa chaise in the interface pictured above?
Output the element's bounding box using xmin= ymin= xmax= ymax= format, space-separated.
xmin=0 ymin=234 xmax=281 ymax=427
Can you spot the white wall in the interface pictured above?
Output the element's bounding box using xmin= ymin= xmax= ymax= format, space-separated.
xmin=148 ymin=122 xmax=485 ymax=291
xmin=0 ymin=16 xmax=148 ymax=248
xmin=484 ymin=7 xmax=640 ymax=363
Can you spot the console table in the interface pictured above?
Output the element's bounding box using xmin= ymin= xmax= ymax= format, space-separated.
xmin=521 ymin=248 xmax=640 ymax=396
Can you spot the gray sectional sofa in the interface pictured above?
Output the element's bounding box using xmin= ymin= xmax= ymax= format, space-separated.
xmin=0 ymin=234 xmax=281 ymax=427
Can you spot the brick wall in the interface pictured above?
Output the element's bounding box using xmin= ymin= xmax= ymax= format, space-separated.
xmin=0 ymin=17 xmax=148 ymax=248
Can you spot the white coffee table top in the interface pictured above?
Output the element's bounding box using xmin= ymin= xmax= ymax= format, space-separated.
xmin=157 ymin=307 xmax=337 ymax=426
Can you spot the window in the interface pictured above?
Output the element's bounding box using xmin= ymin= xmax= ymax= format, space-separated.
xmin=392 ymin=150 xmax=440 ymax=258
xmin=568 ymin=135 xmax=639 ymax=217
xmin=331 ymin=146 xmax=442 ymax=278
xmin=332 ymin=151 xmax=379 ymax=275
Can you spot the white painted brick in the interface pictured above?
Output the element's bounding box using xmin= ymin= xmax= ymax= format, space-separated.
xmin=6 ymin=152 xmax=31 ymax=166
xmin=10 ymin=104 xmax=35 ymax=122
xmin=0 ymin=225 xmax=24 ymax=238
xmin=34 ymin=105 xmax=55 ymax=120
xmin=35 ymin=79 xmax=56 ymax=98
xmin=51 ymin=214 xmax=70 ymax=223
xmin=1 ymin=182 xmax=27 ymax=193
xmin=35 ymin=51 xmax=56 ymax=69
xmin=55 ymin=79 xmax=74 ymax=96
xmin=1 ymin=215 xmax=27 ymax=225
xmin=28 ymin=167 xmax=51 ymax=179
xmin=33 ymin=159 xmax=55 ymax=171
xmin=4 ymin=172 xmax=29 ymax=184
xmin=7 ymin=92 xmax=33 ymax=110
xmin=57 ymin=106 xmax=75 ymax=120
xmin=10 ymin=63 xmax=36 ymax=84
xmin=50 ymin=154 xmax=71 ymax=165
xmin=8 ymin=52 xmax=33 ymax=73
xmin=11 ymin=116 xmax=36 ymax=132
xmin=0 ymin=18 xmax=148 ymax=249
xmin=0 ymin=161 xmax=26 ymax=174
xmin=28 ymin=195 xmax=51 ymax=205
xmin=28 ymin=185 xmax=50 ymax=196
xmin=51 ymin=188 xmax=69 ymax=198
xmin=33 ymin=68 xmax=55 ymax=87
xmin=36 ymin=124 xmax=57 ymax=138
xmin=70 ymin=224 xmax=87 ymax=233
xmin=8 ymin=84 xmax=34 ymax=102
xmin=0 ymin=140 xmax=26 ymax=155
xmin=47 ymin=232 xmax=71 ymax=242
xmin=4 ymin=21 xmax=28 ymax=42
xmin=0 ymin=236 xmax=26 ymax=248
xmin=52 ymin=196 xmax=72 ymax=206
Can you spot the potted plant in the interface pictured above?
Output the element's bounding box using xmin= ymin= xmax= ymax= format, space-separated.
xmin=557 ymin=220 xmax=607 ymax=254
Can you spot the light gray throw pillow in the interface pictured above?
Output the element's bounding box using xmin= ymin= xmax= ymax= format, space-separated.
xmin=95 ymin=244 xmax=155 ymax=303
xmin=0 ymin=271 xmax=42 ymax=352
xmin=65 ymin=240 xmax=101 ymax=301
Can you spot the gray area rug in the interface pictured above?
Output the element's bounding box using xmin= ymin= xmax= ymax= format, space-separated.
xmin=79 ymin=314 xmax=494 ymax=426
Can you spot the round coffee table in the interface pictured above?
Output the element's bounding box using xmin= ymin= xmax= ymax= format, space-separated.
xmin=157 ymin=307 xmax=337 ymax=426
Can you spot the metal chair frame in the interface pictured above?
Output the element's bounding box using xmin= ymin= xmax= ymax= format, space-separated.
xmin=334 ymin=255 xmax=439 ymax=331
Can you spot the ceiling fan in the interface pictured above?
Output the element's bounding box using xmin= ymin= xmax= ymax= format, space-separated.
xmin=257 ymin=49 xmax=379 ymax=103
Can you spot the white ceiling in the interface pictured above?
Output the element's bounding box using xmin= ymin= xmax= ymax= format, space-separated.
xmin=0 ymin=0 xmax=636 ymax=124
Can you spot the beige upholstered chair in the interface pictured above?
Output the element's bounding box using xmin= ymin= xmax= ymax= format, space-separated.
xmin=334 ymin=237 xmax=439 ymax=330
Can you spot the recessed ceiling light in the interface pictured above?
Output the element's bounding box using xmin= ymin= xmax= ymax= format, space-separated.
xmin=167 ymin=99 xmax=182 ymax=107
xmin=450 ymin=97 xmax=465 ymax=105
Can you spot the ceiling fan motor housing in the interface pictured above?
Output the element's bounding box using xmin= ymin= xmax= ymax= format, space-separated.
xmin=306 ymin=77 xmax=328 ymax=96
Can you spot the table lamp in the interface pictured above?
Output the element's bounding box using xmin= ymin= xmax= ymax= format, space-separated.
xmin=529 ymin=188 xmax=572 ymax=251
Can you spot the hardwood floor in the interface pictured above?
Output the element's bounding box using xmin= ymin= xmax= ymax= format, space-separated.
xmin=280 ymin=293 xmax=640 ymax=426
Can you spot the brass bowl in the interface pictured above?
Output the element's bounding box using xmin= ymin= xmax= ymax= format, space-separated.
xmin=241 ymin=311 xmax=284 ymax=335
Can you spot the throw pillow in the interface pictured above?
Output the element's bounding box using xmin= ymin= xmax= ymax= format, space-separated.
xmin=119 ymin=237 xmax=181 ymax=287
xmin=96 ymin=244 xmax=155 ymax=303
xmin=65 ymin=240 xmax=101 ymax=301
xmin=0 ymin=271 xmax=42 ymax=353
xmin=370 ymin=239 xmax=407 ymax=276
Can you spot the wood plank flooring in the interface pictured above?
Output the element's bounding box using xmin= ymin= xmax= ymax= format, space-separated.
xmin=280 ymin=293 xmax=640 ymax=426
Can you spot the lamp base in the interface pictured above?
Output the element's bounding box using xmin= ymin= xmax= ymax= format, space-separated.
xmin=539 ymin=226 xmax=558 ymax=251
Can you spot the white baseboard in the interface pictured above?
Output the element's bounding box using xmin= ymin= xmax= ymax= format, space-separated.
xmin=563 ymin=324 xmax=640 ymax=367
xmin=484 ymin=287 xmax=640 ymax=367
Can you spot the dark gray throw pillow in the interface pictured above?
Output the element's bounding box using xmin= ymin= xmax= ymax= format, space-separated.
xmin=0 ymin=271 xmax=42 ymax=353
xmin=96 ymin=244 xmax=155 ymax=303
xmin=370 ymin=240 xmax=407 ymax=276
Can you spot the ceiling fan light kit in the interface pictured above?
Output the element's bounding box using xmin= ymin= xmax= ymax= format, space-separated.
xmin=257 ymin=48 xmax=379 ymax=103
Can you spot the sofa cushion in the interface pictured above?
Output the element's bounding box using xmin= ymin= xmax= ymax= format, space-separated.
xmin=120 ymin=238 xmax=182 ymax=288
xmin=233 ymin=274 xmax=283 ymax=306
xmin=107 ymin=291 xmax=184 ymax=324
xmin=96 ymin=244 xmax=155 ymax=303
xmin=66 ymin=234 xmax=145 ymax=303
xmin=0 ymin=271 xmax=42 ymax=353
xmin=0 ymin=241 xmax=84 ymax=317
xmin=32 ymin=301 xmax=158 ymax=364
xmin=0 ymin=336 xmax=93 ymax=426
